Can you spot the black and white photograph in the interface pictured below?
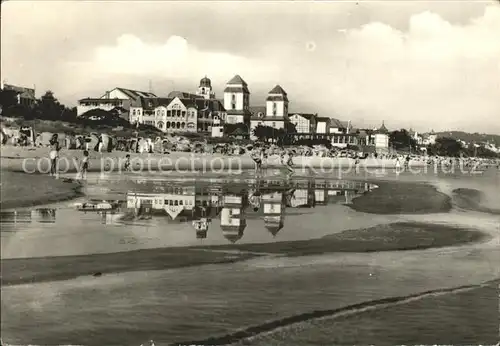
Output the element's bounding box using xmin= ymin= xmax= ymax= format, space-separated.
xmin=1 ymin=1 xmax=499 ymax=345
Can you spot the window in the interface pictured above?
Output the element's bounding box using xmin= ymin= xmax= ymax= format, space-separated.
xmin=167 ymin=110 xmax=171 ymax=117
xmin=182 ymin=111 xmax=186 ymax=117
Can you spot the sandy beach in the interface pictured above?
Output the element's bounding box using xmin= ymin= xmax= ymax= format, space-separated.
xmin=1 ymin=164 xmax=499 ymax=345
xmin=0 ymin=145 xmax=427 ymax=174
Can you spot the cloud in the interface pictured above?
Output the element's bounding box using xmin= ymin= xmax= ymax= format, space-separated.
xmin=4 ymin=1 xmax=498 ymax=133
xmin=66 ymin=34 xmax=279 ymax=95
xmin=320 ymin=5 xmax=500 ymax=132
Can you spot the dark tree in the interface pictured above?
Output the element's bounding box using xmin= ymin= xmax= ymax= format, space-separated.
xmin=389 ymin=129 xmax=417 ymax=151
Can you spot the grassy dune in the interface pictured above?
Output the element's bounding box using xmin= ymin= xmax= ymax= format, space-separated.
xmin=0 ymin=171 xmax=82 ymax=210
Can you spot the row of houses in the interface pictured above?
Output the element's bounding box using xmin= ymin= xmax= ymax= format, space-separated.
xmin=74 ymin=75 xmax=392 ymax=150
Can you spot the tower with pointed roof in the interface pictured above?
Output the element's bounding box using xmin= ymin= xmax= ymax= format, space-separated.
xmin=223 ymin=75 xmax=252 ymax=126
xmin=249 ymin=84 xmax=291 ymax=139
xmin=266 ymin=85 xmax=289 ymax=119
xmin=196 ymin=76 xmax=215 ymax=100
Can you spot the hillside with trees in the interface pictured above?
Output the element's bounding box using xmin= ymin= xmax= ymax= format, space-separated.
xmin=434 ymin=131 xmax=500 ymax=147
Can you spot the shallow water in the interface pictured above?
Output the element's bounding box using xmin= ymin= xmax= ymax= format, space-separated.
xmin=1 ymin=169 xmax=499 ymax=345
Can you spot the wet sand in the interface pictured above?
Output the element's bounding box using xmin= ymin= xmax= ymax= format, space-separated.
xmin=1 ymin=222 xmax=489 ymax=286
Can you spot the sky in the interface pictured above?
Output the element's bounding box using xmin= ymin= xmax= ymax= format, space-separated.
xmin=2 ymin=0 xmax=500 ymax=133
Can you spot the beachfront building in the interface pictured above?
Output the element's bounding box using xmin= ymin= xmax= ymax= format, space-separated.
xmin=223 ymin=75 xmax=252 ymax=126
xmin=315 ymin=117 xmax=330 ymax=134
xmin=220 ymin=193 xmax=247 ymax=243
xmin=249 ymin=85 xmax=290 ymax=139
xmin=289 ymin=113 xmax=317 ymax=133
xmin=78 ymin=87 xmax=156 ymax=117
xmin=262 ymin=191 xmax=285 ymax=237
xmin=373 ymin=121 xmax=390 ymax=153
xmin=422 ymin=130 xmax=437 ymax=145
xmin=131 ymin=93 xmax=225 ymax=134
xmin=1 ymin=83 xmax=36 ymax=108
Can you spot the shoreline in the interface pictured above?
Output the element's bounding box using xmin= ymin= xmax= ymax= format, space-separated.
xmin=1 ymin=146 xmax=429 ymax=174
xmin=173 ymin=279 xmax=500 ymax=346
xmin=1 ymin=222 xmax=489 ymax=286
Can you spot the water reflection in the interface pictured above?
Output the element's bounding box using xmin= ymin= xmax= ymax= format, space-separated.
xmin=0 ymin=208 xmax=56 ymax=224
xmin=0 ymin=178 xmax=375 ymax=244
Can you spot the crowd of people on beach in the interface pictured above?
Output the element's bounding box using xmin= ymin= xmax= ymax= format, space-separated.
xmin=2 ymin=126 xmax=499 ymax=180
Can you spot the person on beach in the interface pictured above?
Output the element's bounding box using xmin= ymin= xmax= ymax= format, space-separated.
xmin=123 ymin=154 xmax=131 ymax=172
xmin=404 ymin=155 xmax=410 ymax=170
xmin=49 ymin=134 xmax=61 ymax=177
xmin=251 ymin=147 xmax=264 ymax=174
xmin=281 ymin=149 xmax=294 ymax=175
xmin=80 ymin=150 xmax=89 ymax=180
xmin=395 ymin=156 xmax=402 ymax=173
xmin=354 ymin=156 xmax=361 ymax=174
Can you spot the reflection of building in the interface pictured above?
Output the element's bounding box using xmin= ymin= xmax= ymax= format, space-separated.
xmin=0 ymin=209 xmax=57 ymax=224
xmin=126 ymin=183 xmax=224 ymax=223
xmin=326 ymin=181 xmax=373 ymax=205
xmin=288 ymin=181 xmax=315 ymax=208
xmin=314 ymin=181 xmax=328 ymax=205
xmin=220 ymin=193 xmax=247 ymax=243
xmin=262 ymin=191 xmax=285 ymax=237
xmin=127 ymin=186 xmax=196 ymax=221
xmin=31 ymin=208 xmax=56 ymax=223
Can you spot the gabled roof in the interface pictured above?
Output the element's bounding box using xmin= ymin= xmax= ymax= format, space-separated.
xmin=141 ymin=97 xmax=172 ymax=110
xmin=112 ymin=87 xmax=157 ymax=100
xmin=227 ymin=75 xmax=247 ymax=86
xmin=168 ymin=91 xmax=204 ymax=100
xmin=268 ymin=85 xmax=287 ymax=96
xmin=290 ymin=113 xmax=316 ymax=120
xmin=329 ymin=118 xmax=348 ymax=129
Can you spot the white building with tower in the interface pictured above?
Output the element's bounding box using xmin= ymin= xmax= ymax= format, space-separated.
xmin=250 ymin=85 xmax=290 ymax=139
xmin=223 ymin=75 xmax=252 ymax=125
